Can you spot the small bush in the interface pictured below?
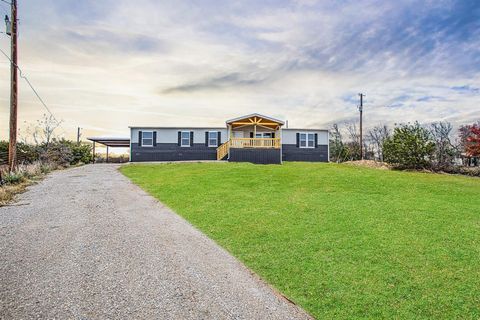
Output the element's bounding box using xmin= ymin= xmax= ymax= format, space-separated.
xmin=69 ymin=142 xmax=93 ymax=164
xmin=440 ymin=166 xmax=480 ymax=177
xmin=39 ymin=141 xmax=73 ymax=166
xmin=2 ymin=171 xmax=25 ymax=185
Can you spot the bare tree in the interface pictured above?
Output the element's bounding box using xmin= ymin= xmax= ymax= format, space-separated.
xmin=429 ymin=121 xmax=455 ymax=168
xmin=345 ymin=122 xmax=362 ymax=160
xmin=37 ymin=114 xmax=62 ymax=148
xmin=21 ymin=114 xmax=63 ymax=148
xmin=367 ymin=125 xmax=390 ymax=162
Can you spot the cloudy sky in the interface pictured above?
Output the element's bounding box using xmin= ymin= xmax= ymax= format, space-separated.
xmin=0 ymin=0 xmax=479 ymax=140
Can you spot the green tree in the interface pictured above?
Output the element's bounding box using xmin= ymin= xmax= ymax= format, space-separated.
xmin=383 ymin=122 xmax=435 ymax=169
xmin=329 ymin=124 xmax=348 ymax=162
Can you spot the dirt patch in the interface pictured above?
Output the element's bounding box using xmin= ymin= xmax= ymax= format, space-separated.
xmin=344 ymin=160 xmax=392 ymax=170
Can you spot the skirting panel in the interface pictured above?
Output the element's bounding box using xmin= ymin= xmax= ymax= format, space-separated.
xmin=229 ymin=148 xmax=281 ymax=164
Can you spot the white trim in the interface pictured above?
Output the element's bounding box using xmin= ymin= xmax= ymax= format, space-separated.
xmin=181 ymin=131 xmax=191 ymax=147
xmin=208 ymin=131 xmax=218 ymax=147
xmin=226 ymin=113 xmax=285 ymax=125
xmin=327 ymin=130 xmax=330 ymax=162
xmin=142 ymin=131 xmax=154 ymax=147
xmin=254 ymin=132 xmax=273 ymax=138
xmin=280 ymin=127 xmax=283 ymax=164
xmin=129 ymin=131 xmax=132 ymax=162
xmin=299 ymin=132 xmax=315 ymax=149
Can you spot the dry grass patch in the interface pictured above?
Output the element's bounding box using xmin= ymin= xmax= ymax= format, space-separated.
xmin=0 ymin=161 xmax=57 ymax=206
xmin=344 ymin=159 xmax=392 ymax=170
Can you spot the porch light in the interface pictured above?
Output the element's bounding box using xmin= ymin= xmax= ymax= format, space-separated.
xmin=4 ymin=15 xmax=11 ymax=36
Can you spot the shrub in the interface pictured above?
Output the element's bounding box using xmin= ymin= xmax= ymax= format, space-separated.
xmin=69 ymin=142 xmax=93 ymax=164
xmin=39 ymin=141 xmax=73 ymax=166
xmin=2 ymin=171 xmax=25 ymax=185
xmin=440 ymin=165 xmax=480 ymax=177
xmin=383 ymin=122 xmax=435 ymax=169
xmin=17 ymin=143 xmax=41 ymax=163
xmin=1 ymin=139 xmax=92 ymax=167
xmin=39 ymin=139 xmax=92 ymax=166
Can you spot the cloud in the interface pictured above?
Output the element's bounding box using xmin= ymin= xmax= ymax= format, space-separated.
xmin=451 ymin=85 xmax=480 ymax=94
xmin=162 ymin=72 xmax=269 ymax=94
xmin=0 ymin=0 xmax=479 ymax=141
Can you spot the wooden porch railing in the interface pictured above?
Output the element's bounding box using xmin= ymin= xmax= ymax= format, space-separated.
xmin=217 ymin=141 xmax=230 ymax=160
xmin=230 ymin=138 xmax=281 ymax=149
xmin=217 ymin=138 xmax=281 ymax=160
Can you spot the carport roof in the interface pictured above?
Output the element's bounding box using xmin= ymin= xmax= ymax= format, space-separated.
xmin=87 ymin=137 xmax=130 ymax=147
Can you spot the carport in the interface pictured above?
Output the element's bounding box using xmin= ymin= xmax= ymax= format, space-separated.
xmin=87 ymin=137 xmax=130 ymax=163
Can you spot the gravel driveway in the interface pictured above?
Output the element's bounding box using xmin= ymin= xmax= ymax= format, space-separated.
xmin=0 ymin=164 xmax=310 ymax=319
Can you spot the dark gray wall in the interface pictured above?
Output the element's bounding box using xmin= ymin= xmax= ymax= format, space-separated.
xmin=131 ymin=143 xmax=217 ymax=162
xmin=229 ymin=149 xmax=281 ymax=164
xmin=282 ymin=144 xmax=328 ymax=162
xmin=131 ymin=143 xmax=328 ymax=163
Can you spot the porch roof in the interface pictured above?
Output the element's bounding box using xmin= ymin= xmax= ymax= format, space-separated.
xmin=226 ymin=113 xmax=285 ymax=130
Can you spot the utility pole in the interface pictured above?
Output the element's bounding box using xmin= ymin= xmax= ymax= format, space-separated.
xmin=77 ymin=127 xmax=82 ymax=144
xmin=358 ymin=93 xmax=365 ymax=160
xmin=6 ymin=0 xmax=18 ymax=172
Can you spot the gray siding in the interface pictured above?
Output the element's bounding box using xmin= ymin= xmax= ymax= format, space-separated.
xmin=131 ymin=143 xmax=217 ymax=162
xmin=282 ymin=144 xmax=328 ymax=162
xmin=131 ymin=128 xmax=228 ymax=145
xmin=281 ymin=129 xmax=328 ymax=145
xmin=129 ymin=126 xmax=330 ymax=163
xmin=229 ymin=148 xmax=281 ymax=164
xmin=130 ymin=127 xmax=227 ymax=162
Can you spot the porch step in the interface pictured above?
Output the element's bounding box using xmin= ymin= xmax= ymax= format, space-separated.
xmin=217 ymin=141 xmax=230 ymax=160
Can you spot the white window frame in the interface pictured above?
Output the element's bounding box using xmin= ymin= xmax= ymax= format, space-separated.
xmin=142 ymin=131 xmax=154 ymax=147
xmin=208 ymin=131 xmax=218 ymax=147
xmin=255 ymin=132 xmax=273 ymax=138
xmin=181 ymin=131 xmax=191 ymax=147
xmin=299 ymin=132 xmax=315 ymax=148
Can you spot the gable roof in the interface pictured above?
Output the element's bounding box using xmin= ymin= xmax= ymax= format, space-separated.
xmin=225 ymin=113 xmax=285 ymax=125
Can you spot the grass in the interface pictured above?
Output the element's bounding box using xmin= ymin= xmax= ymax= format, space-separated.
xmin=0 ymin=182 xmax=30 ymax=205
xmin=120 ymin=162 xmax=480 ymax=319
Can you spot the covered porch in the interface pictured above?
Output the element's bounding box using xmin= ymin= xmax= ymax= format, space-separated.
xmin=217 ymin=114 xmax=284 ymax=163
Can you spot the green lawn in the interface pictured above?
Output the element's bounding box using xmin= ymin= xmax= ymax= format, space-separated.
xmin=120 ymin=162 xmax=480 ymax=319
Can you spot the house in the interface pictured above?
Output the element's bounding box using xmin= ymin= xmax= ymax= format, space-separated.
xmin=129 ymin=113 xmax=329 ymax=164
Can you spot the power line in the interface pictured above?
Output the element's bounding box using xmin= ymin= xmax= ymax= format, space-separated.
xmin=0 ymin=47 xmax=61 ymax=125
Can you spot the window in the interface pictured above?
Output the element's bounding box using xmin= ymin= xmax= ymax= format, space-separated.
xmin=181 ymin=131 xmax=191 ymax=147
xmin=255 ymin=132 xmax=272 ymax=138
xmin=208 ymin=131 xmax=218 ymax=147
xmin=300 ymin=133 xmax=315 ymax=148
xmin=308 ymin=133 xmax=315 ymax=148
xmin=142 ymin=131 xmax=153 ymax=147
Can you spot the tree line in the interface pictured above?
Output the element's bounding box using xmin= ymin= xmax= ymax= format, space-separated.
xmin=329 ymin=121 xmax=480 ymax=172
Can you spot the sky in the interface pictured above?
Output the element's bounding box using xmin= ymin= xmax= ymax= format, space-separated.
xmin=0 ymin=0 xmax=479 ymax=142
